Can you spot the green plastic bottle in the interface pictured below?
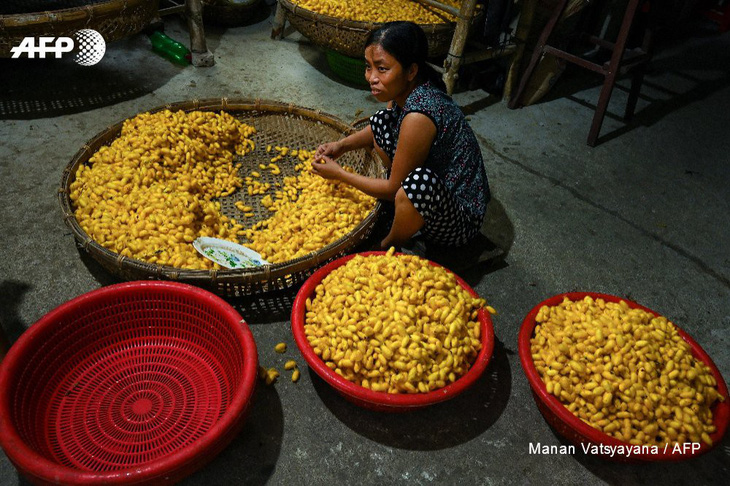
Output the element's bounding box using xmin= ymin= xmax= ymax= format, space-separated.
xmin=148 ymin=31 xmax=191 ymax=66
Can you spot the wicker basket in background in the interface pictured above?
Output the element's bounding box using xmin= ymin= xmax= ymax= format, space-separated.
xmin=0 ymin=0 xmax=158 ymax=57
xmin=278 ymin=0 xmax=458 ymax=58
xmin=58 ymin=98 xmax=385 ymax=297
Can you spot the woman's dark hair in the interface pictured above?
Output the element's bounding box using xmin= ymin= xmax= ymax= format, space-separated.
xmin=365 ymin=21 xmax=446 ymax=92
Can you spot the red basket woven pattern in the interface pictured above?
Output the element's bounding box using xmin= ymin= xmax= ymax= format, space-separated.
xmin=0 ymin=281 xmax=258 ymax=484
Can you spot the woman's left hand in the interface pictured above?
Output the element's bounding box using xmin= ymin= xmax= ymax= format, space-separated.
xmin=310 ymin=155 xmax=344 ymax=180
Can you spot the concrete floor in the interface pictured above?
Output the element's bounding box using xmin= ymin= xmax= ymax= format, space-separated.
xmin=1 ymin=5 xmax=729 ymax=485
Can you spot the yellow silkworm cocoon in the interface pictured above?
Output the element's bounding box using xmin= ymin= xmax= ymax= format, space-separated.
xmin=284 ymin=360 xmax=297 ymax=370
xmin=265 ymin=368 xmax=279 ymax=385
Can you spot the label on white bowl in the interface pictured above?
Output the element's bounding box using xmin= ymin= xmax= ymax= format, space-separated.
xmin=193 ymin=237 xmax=269 ymax=269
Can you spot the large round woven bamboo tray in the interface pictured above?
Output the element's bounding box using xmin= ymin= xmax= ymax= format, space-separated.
xmin=278 ymin=0 xmax=457 ymax=58
xmin=58 ymin=98 xmax=385 ymax=298
xmin=0 ymin=0 xmax=157 ymax=58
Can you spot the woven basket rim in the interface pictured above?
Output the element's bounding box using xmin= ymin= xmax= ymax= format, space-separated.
xmin=0 ymin=0 xmax=151 ymax=24
xmin=278 ymin=0 xmax=456 ymax=35
xmin=58 ymin=97 xmax=383 ymax=287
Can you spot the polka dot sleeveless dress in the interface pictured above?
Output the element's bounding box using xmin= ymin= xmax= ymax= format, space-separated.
xmin=369 ymin=82 xmax=490 ymax=246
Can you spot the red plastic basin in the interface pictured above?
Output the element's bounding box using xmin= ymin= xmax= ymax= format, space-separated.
xmin=518 ymin=291 xmax=729 ymax=461
xmin=291 ymin=251 xmax=495 ymax=412
xmin=0 ymin=281 xmax=258 ymax=485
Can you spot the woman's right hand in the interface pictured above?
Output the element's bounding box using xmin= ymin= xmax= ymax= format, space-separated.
xmin=315 ymin=140 xmax=345 ymax=162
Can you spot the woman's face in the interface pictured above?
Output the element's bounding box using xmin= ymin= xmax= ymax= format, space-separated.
xmin=364 ymin=44 xmax=416 ymax=103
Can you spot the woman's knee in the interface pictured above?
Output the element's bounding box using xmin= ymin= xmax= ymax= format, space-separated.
xmin=394 ymin=187 xmax=423 ymax=224
xmin=395 ymin=186 xmax=411 ymax=206
xmin=386 ymin=187 xmax=424 ymax=246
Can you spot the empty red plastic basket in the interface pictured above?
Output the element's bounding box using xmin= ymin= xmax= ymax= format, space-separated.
xmin=0 ymin=281 xmax=258 ymax=485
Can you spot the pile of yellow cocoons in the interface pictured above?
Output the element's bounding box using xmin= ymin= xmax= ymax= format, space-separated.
xmin=242 ymin=150 xmax=375 ymax=263
xmin=304 ymin=249 xmax=490 ymax=394
xmin=70 ymin=110 xmax=254 ymax=270
xmin=70 ymin=109 xmax=377 ymax=270
xmin=531 ymin=296 xmax=724 ymax=446
xmin=293 ymin=0 xmax=461 ymax=23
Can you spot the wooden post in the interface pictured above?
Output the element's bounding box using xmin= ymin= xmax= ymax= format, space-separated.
xmin=186 ymin=0 xmax=215 ymax=66
xmin=271 ymin=1 xmax=288 ymax=39
xmin=443 ymin=0 xmax=478 ymax=95
xmin=504 ymin=0 xmax=538 ymax=103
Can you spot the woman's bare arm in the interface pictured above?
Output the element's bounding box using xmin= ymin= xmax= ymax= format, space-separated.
xmin=315 ymin=125 xmax=375 ymax=160
xmin=311 ymin=112 xmax=436 ymax=200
